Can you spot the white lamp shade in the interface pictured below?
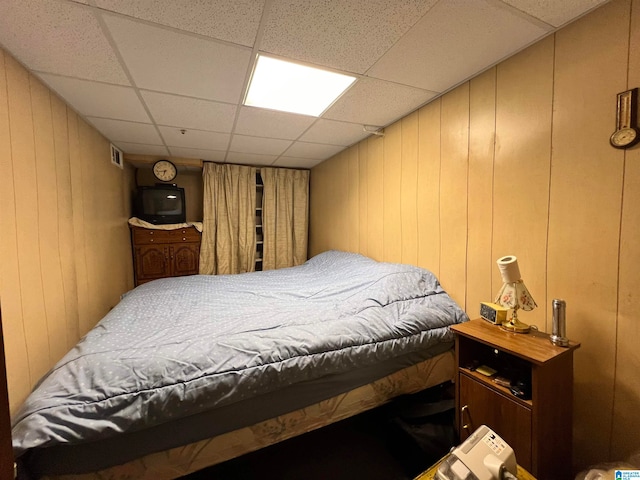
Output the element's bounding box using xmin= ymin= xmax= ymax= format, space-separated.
xmin=495 ymin=280 xmax=537 ymax=311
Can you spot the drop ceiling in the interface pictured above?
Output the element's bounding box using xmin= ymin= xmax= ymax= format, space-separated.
xmin=0 ymin=0 xmax=608 ymax=169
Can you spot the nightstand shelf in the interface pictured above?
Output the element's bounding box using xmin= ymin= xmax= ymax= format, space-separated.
xmin=451 ymin=319 xmax=580 ymax=480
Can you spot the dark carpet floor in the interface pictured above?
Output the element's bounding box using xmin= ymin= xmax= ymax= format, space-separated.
xmin=180 ymin=386 xmax=455 ymax=480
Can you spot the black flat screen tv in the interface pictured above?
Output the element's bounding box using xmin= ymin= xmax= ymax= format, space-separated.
xmin=134 ymin=185 xmax=186 ymax=225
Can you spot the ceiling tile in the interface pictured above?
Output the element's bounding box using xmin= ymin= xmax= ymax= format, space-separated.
xmin=158 ymin=126 xmax=230 ymax=150
xmin=39 ymin=74 xmax=149 ymax=122
xmin=367 ymin=0 xmax=550 ymax=93
xmin=300 ymin=118 xmax=370 ymax=146
xmin=95 ymin=0 xmax=265 ymax=46
xmin=229 ymin=135 xmax=292 ymax=155
xmin=103 ymin=14 xmax=252 ymax=102
xmin=235 ymin=107 xmax=316 ymax=140
xmin=272 ymin=156 xmax=322 ymax=168
xmin=500 ymin=0 xmax=608 ymax=28
xmin=87 ymin=117 xmax=163 ymax=144
xmin=0 ymin=0 xmax=129 ymax=84
xmin=261 ymin=0 xmax=439 ymax=73
xmin=141 ymin=91 xmax=237 ymax=132
xmin=324 ymin=77 xmax=437 ymax=126
xmin=168 ymin=147 xmax=226 ymax=162
xmin=284 ymin=142 xmax=344 ymax=160
xmin=226 ymin=152 xmax=278 ymax=166
xmin=114 ymin=142 xmax=170 ymax=156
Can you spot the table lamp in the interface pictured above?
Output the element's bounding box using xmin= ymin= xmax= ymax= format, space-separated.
xmin=495 ymin=255 xmax=537 ymax=333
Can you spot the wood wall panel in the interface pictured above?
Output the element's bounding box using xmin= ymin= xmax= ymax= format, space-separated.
xmin=0 ymin=47 xmax=133 ymax=413
xmin=334 ymin=150 xmax=350 ymax=253
xmin=50 ymin=94 xmax=80 ymax=351
xmin=68 ymin=111 xmax=92 ymax=337
xmin=6 ymin=55 xmax=52 ymax=383
xmin=383 ymin=122 xmax=402 ymax=263
xmin=439 ymin=84 xmax=469 ymax=309
xmin=309 ymin=159 xmax=329 ymax=255
xmin=612 ymin=0 xmax=640 ymax=462
xmin=366 ymin=135 xmax=384 ymax=261
xmin=79 ymin=119 xmax=103 ymax=332
xmin=358 ymin=141 xmax=369 ymax=256
xmin=309 ymin=0 xmax=640 ymax=470
xmin=31 ymin=76 xmax=69 ymax=362
xmin=401 ymin=112 xmax=419 ymax=266
xmin=346 ymin=146 xmax=359 ymax=253
xmin=416 ymin=100 xmax=441 ymax=275
xmin=0 ymin=50 xmax=31 ymax=410
xmin=494 ymin=37 xmax=554 ymax=330
xmin=549 ymin=0 xmax=628 ymax=468
xmin=467 ymin=68 xmax=496 ymax=316
xmin=79 ymin=119 xmax=130 ymax=322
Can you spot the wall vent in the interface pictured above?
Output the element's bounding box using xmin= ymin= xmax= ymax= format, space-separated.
xmin=110 ymin=144 xmax=123 ymax=169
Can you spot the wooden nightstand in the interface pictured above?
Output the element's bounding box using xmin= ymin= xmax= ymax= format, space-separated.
xmin=451 ymin=319 xmax=580 ymax=480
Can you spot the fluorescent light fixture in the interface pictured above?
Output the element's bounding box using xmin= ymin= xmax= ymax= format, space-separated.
xmin=244 ymin=55 xmax=356 ymax=117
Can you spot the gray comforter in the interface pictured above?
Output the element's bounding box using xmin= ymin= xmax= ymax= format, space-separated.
xmin=12 ymin=250 xmax=467 ymax=457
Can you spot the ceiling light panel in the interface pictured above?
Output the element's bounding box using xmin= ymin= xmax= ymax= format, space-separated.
xmin=244 ymin=55 xmax=356 ymax=117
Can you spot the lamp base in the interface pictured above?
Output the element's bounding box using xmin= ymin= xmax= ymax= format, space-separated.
xmin=501 ymin=318 xmax=531 ymax=334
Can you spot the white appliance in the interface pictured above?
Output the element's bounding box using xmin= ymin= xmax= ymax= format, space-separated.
xmin=436 ymin=425 xmax=518 ymax=480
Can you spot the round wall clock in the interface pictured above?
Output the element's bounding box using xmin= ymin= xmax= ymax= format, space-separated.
xmin=152 ymin=160 xmax=177 ymax=182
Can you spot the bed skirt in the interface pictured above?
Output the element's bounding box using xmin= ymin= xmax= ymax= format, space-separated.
xmin=45 ymin=349 xmax=454 ymax=480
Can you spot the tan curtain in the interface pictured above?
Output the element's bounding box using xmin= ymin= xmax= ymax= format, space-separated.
xmin=199 ymin=163 xmax=256 ymax=275
xmin=261 ymin=167 xmax=309 ymax=270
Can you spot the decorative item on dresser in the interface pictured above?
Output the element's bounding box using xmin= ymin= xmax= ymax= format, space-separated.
xmin=129 ymin=224 xmax=202 ymax=286
xmin=451 ymin=318 xmax=580 ymax=480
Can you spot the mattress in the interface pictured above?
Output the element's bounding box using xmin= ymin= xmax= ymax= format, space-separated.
xmin=13 ymin=250 xmax=468 ymax=478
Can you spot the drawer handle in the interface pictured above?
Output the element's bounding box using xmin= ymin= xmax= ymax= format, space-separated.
xmin=150 ymin=239 xmax=154 ymax=242
xmin=182 ymin=237 xmax=186 ymax=241
xmin=461 ymin=405 xmax=470 ymax=432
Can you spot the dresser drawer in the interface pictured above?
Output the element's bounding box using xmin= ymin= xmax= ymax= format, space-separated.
xmin=132 ymin=227 xmax=201 ymax=245
xmin=168 ymin=227 xmax=201 ymax=243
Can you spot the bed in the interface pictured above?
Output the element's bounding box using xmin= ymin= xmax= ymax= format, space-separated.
xmin=12 ymin=250 xmax=468 ymax=479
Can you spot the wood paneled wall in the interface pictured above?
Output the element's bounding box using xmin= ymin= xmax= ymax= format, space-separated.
xmin=310 ymin=0 xmax=640 ymax=470
xmin=0 ymin=48 xmax=134 ymax=413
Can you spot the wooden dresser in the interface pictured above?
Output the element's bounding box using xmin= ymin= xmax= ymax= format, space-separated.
xmin=130 ymin=226 xmax=201 ymax=286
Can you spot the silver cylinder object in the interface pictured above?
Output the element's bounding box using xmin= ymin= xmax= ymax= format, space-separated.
xmin=550 ymin=299 xmax=569 ymax=347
